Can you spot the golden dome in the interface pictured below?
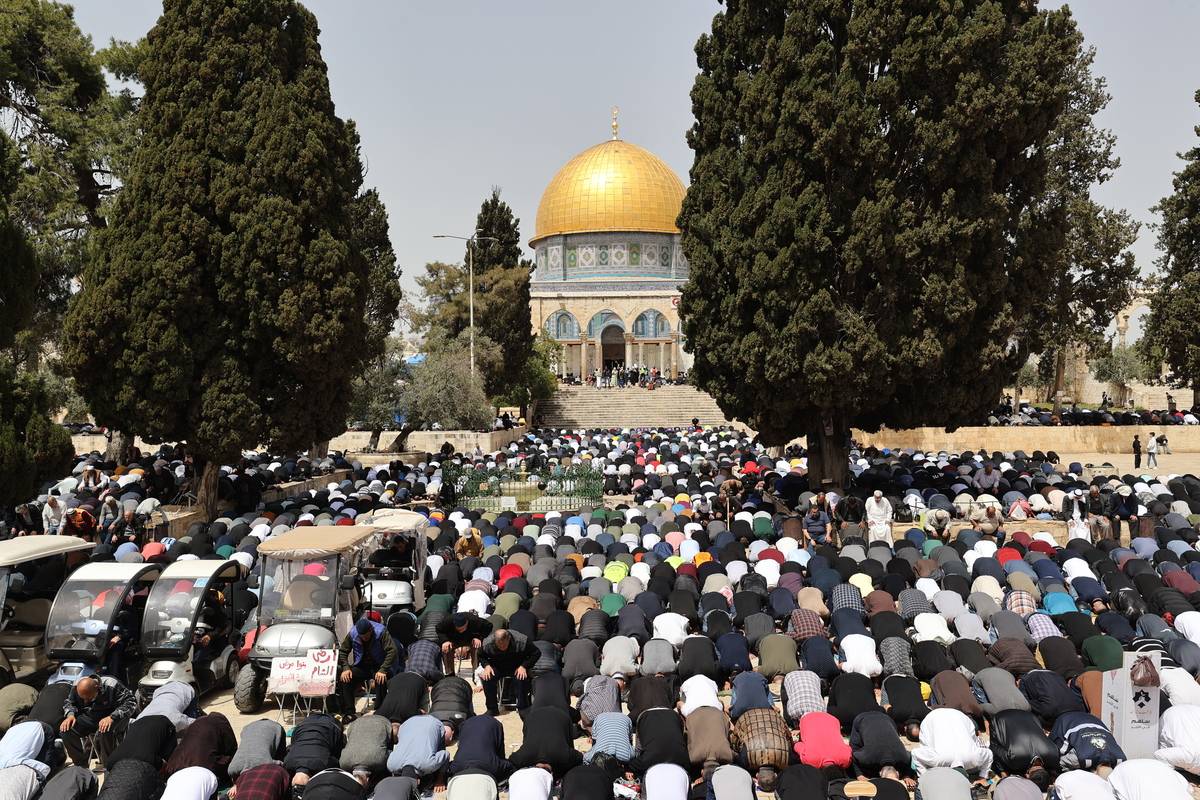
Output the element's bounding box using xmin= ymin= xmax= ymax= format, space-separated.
xmin=532 ymin=138 xmax=686 ymax=243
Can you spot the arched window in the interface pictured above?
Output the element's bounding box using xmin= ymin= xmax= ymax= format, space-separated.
xmin=544 ymin=310 xmax=579 ymax=340
xmin=587 ymin=310 xmax=624 ymax=338
xmin=632 ymin=310 xmax=670 ymax=339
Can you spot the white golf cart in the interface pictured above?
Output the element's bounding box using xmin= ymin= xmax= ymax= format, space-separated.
xmin=45 ymin=561 xmax=162 ymax=685
xmin=358 ymin=509 xmax=430 ymax=617
xmin=138 ymin=558 xmax=244 ymax=700
xmin=0 ymin=535 xmax=95 ymax=679
xmin=234 ymin=525 xmax=382 ymax=713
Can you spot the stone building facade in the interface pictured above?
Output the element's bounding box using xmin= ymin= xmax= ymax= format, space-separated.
xmin=528 ymin=123 xmax=691 ymax=379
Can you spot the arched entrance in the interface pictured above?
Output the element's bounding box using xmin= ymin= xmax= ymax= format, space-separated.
xmin=601 ymin=325 xmax=625 ymax=370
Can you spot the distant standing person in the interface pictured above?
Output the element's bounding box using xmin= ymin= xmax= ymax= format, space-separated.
xmin=1146 ymin=432 xmax=1158 ymax=469
xmin=1159 ymin=432 xmax=1171 ymax=454
xmin=1132 ymin=435 xmax=1141 ymax=470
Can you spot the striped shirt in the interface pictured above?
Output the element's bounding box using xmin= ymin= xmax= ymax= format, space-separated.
xmin=584 ymin=712 xmax=633 ymax=764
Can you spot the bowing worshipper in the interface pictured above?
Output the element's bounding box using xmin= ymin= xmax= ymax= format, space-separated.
xmin=684 ymin=705 xmax=734 ymax=774
xmin=794 ymin=711 xmax=851 ymax=770
xmin=163 ymin=712 xmax=238 ymax=784
xmin=599 ymin=635 xmax=640 ymax=679
xmin=38 ymin=766 xmax=97 ymax=800
xmin=643 ymin=763 xmax=690 ymax=800
xmin=881 ymin=674 xmax=929 ymax=736
xmin=160 ymin=766 xmax=218 ymax=800
xmin=560 ymin=763 xmax=615 ymax=800
xmin=228 ymin=764 xmax=291 ymax=800
xmin=828 ymin=672 xmax=885 ymax=733
xmin=366 ymin=777 xmax=419 ymax=800
xmin=284 ymin=714 xmax=345 ymax=791
xmin=337 ymin=715 xmax=390 ymax=781
xmin=229 ymin=719 xmax=286 ymax=779
xmin=386 ymin=713 xmax=451 ymax=786
xmin=865 ymin=491 xmax=894 ymax=544
xmin=58 ymin=674 xmax=138 ymax=767
xmin=917 ymin=767 xmax=974 ymax=800
xmin=436 ymin=611 xmax=492 ymax=676
xmin=403 ymin=639 xmax=443 ymax=684
xmin=625 ymin=671 xmax=675 ymax=722
xmin=850 ymin=711 xmax=912 ymax=778
xmin=987 ymin=709 xmax=1059 ymax=791
xmin=444 ymin=773 xmax=498 ymax=800
xmin=0 ymin=721 xmax=58 ymax=800
xmin=585 ymin=711 xmax=635 ymax=768
xmin=1051 ymin=770 xmax=1115 ymax=800
xmin=447 ymin=714 xmax=511 ymax=779
xmin=993 ymin=776 xmax=1044 ymax=800
xmin=729 ymin=670 xmax=772 ymax=721
xmin=911 ymin=707 xmax=993 ymax=778
xmin=297 ymin=769 xmax=368 ymax=800
xmin=775 ymin=764 xmax=830 ymax=800
xmin=973 ymin=667 xmax=1032 ymax=716
xmin=134 ymin=681 xmax=197 ymax=731
xmin=104 ymin=714 xmax=177 ymax=771
xmin=428 ymin=674 xmax=474 ymax=729
xmin=1154 ymin=704 xmax=1200 ymax=776
xmin=629 ymin=706 xmax=690 ymax=776
xmin=1108 ymin=758 xmax=1194 ymax=800
xmin=376 ymin=671 xmax=428 ymax=728
xmin=1019 ymin=669 xmax=1087 ymax=725
xmin=337 ymin=616 xmax=399 ymax=719
xmin=729 ymin=706 xmax=794 ymax=794
xmin=509 ymin=705 xmax=581 ymax=777
xmin=579 ymin=674 xmax=624 ymax=727
xmin=1050 ymin=711 xmax=1125 ymax=770
xmin=838 ymin=632 xmax=883 ymax=677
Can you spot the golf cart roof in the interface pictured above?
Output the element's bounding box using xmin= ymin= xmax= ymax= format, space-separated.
xmin=257 ymin=525 xmax=381 ymax=560
xmin=155 ymin=558 xmax=242 ymax=582
xmin=61 ymin=562 xmax=162 ymax=584
xmin=360 ymin=509 xmax=430 ymax=532
xmin=0 ymin=536 xmax=94 ymax=567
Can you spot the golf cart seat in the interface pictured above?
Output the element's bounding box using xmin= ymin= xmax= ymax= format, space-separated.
xmin=280 ymin=576 xmax=326 ymax=610
xmin=0 ymin=599 xmax=52 ymax=647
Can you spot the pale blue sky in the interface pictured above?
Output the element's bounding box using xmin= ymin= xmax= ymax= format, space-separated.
xmin=70 ymin=1 xmax=1200 ymax=307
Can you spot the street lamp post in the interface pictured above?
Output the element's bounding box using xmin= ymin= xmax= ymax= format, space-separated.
xmin=432 ymin=232 xmax=497 ymax=379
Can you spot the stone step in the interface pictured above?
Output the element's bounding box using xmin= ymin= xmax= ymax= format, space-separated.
xmin=538 ymin=384 xmax=736 ymax=428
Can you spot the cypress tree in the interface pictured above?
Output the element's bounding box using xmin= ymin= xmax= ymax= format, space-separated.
xmin=1141 ymin=90 xmax=1200 ymax=392
xmin=62 ymin=0 xmax=368 ymax=517
xmin=679 ymin=0 xmax=1079 ymax=486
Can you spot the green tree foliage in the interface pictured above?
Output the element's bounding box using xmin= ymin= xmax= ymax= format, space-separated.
xmin=415 ymin=188 xmax=534 ymax=398
xmin=678 ymin=0 xmax=1080 ymax=485
xmin=346 ymin=336 xmax=407 ymax=450
xmin=1091 ymin=342 xmax=1157 ymax=406
xmin=351 ymin=188 xmax=403 ymax=361
xmin=402 ymin=338 xmax=493 ymax=432
xmin=1026 ymin=46 xmax=1140 ymax=404
xmin=0 ymin=131 xmax=38 ymax=350
xmin=1141 ymin=90 xmax=1200 ymax=390
xmin=62 ymin=0 xmax=370 ymax=517
xmin=496 ymin=334 xmax=562 ymax=416
xmin=0 ymin=364 xmax=74 ymax=507
xmin=0 ymin=0 xmax=130 ymax=354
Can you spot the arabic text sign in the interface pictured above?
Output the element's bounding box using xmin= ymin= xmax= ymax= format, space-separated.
xmin=267 ymin=648 xmax=336 ymax=696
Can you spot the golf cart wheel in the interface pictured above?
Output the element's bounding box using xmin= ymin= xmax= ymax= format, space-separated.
xmin=220 ymin=653 xmax=241 ymax=690
xmin=233 ymin=665 xmax=266 ymax=713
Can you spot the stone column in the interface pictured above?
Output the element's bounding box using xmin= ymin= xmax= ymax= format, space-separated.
xmin=658 ymin=340 xmax=665 ymax=372
xmin=579 ymin=336 xmax=589 ymax=378
xmin=624 ymin=333 xmax=634 ymax=368
xmin=638 ymin=341 xmax=645 ymax=367
xmin=670 ymin=333 xmax=680 ymax=379
xmin=595 ymin=337 xmax=603 ymax=371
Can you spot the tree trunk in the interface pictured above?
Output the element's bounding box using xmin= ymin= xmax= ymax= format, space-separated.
xmin=368 ymin=429 xmax=382 ymax=452
xmin=1051 ymin=350 xmax=1066 ymax=412
xmin=104 ymin=430 xmax=134 ymax=465
xmin=805 ymin=413 xmax=850 ymax=493
xmin=310 ymin=440 xmax=330 ymax=459
xmin=195 ymin=459 xmax=221 ymax=522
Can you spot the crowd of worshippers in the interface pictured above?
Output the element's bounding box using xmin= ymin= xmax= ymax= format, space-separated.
xmin=2 ymin=429 xmax=1200 ymax=799
xmin=984 ymin=398 xmax=1197 ymax=427
xmin=0 ymin=448 xmax=345 ymax=542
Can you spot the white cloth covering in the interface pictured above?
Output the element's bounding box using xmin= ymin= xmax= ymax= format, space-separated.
xmin=1155 ymin=704 xmax=1200 ymax=776
xmin=910 ymin=708 xmax=993 ymax=777
xmin=507 ymin=767 xmax=553 ymax=800
xmin=1108 ymin=758 xmax=1192 ymax=800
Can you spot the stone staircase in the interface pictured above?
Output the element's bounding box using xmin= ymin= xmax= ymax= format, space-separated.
xmin=536 ymin=384 xmax=738 ymax=429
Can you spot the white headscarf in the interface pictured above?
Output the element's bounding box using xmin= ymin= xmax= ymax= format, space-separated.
xmin=161 ymin=766 xmax=218 ymax=800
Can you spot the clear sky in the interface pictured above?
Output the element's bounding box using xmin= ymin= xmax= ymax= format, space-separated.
xmin=70 ymin=1 xmax=1200 ymax=308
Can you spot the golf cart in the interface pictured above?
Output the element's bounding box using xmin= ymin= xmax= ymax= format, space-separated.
xmin=359 ymin=509 xmax=430 ymax=618
xmin=234 ymin=525 xmax=382 ymax=713
xmin=0 ymin=536 xmax=95 ymax=679
xmin=138 ymin=558 xmax=244 ymax=700
xmin=45 ymin=561 xmax=162 ymax=686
